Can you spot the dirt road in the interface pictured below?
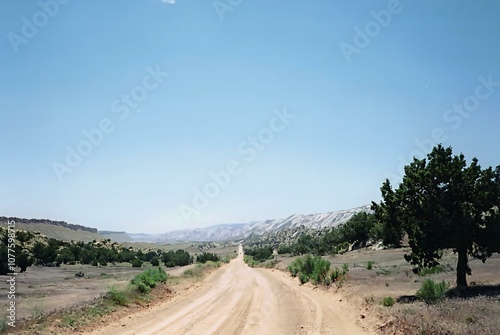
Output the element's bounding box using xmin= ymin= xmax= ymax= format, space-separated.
xmin=91 ymin=245 xmax=373 ymax=335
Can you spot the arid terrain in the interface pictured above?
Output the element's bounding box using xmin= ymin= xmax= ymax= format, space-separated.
xmin=2 ymin=244 xmax=500 ymax=334
xmin=0 ymin=263 xmax=199 ymax=320
xmin=89 ymin=245 xmax=374 ymax=335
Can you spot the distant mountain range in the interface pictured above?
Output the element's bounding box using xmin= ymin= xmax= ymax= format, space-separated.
xmin=99 ymin=205 xmax=371 ymax=243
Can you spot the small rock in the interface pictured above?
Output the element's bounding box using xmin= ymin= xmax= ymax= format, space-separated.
xmin=360 ymin=314 xmax=366 ymax=319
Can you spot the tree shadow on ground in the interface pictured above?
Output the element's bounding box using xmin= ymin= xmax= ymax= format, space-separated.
xmin=396 ymin=283 xmax=500 ymax=303
xmin=447 ymin=283 xmax=500 ymax=298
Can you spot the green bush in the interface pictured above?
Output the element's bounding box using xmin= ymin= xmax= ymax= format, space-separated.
xmin=381 ymin=296 xmax=395 ymax=307
xmin=330 ymin=267 xmax=341 ymax=282
xmin=288 ymin=257 xmax=303 ymax=277
xmin=244 ymin=255 xmax=258 ymax=268
xmin=196 ymin=252 xmax=219 ymax=264
xmin=131 ymin=258 xmax=143 ymax=268
xmin=244 ymin=247 xmax=273 ymax=262
xmin=136 ymin=282 xmax=150 ymax=294
xmin=298 ymin=272 xmax=309 ymax=284
xmin=0 ymin=319 xmax=7 ymax=332
xmin=150 ymin=256 xmax=160 ymax=266
xmin=106 ymin=288 xmax=129 ymax=306
xmin=288 ymin=255 xmax=334 ymax=286
xmin=366 ymin=260 xmax=374 ymax=270
xmin=131 ymin=267 xmax=168 ymax=293
xmin=416 ymin=279 xmax=449 ymax=304
xmin=311 ymin=257 xmax=330 ymax=285
xmin=162 ymin=249 xmax=193 ymax=267
xmin=418 ymin=264 xmax=453 ymax=276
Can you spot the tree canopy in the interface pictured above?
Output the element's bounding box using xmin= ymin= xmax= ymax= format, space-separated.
xmin=372 ymin=145 xmax=500 ymax=289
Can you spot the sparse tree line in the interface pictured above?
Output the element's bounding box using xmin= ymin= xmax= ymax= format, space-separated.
xmin=244 ymin=247 xmax=273 ymax=262
xmin=0 ymin=230 xmax=221 ymax=275
xmin=276 ymin=211 xmax=380 ymax=256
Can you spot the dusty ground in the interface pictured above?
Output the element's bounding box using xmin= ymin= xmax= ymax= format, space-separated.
xmin=4 ymin=246 xmax=500 ymax=334
xmin=0 ymin=263 xmax=195 ymax=320
xmin=0 ymin=243 xmax=236 ymax=322
xmin=276 ymin=248 xmax=500 ymax=303
xmin=89 ymin=245 xmax=375 ymax=335
xmin=277 ymin=248 xmax=500 ymax=334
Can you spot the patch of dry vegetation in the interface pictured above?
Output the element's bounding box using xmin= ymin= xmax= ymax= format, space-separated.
xmin=379 ymin=296 xmax=500 ymax=335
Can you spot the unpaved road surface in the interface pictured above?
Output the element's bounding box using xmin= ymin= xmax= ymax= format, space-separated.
xmin=91 ymin=246 xmax=373 ymax=335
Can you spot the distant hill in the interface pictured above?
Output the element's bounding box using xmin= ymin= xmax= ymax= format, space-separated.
xmin=101 ymin=205 xmax=372 ymax=243
xmin=2 ymin=205 xmax=371 ymax=244
xmin=97 ymin=230 xmax=134 ymax=243
xmin=0 ymin=217 xmax=105 ymax=242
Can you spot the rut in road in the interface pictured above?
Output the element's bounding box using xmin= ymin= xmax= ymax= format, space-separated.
xmin=91 ymin=245 xmax=372 ymax=335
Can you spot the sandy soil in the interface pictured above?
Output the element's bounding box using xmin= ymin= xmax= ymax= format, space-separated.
xmin=0 ymin=263 xmax=196 ymax=320
xmin=89 ymin=245 xmax=375 ymax=335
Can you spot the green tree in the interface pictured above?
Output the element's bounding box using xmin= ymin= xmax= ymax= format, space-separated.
xmin=338 ymin=212 xmax=377 ymax=244
xmin=150 ymin=256 xmax=160 ymax=266
xmin=131 ymin=258 xmax=143 ymax=268
xmin=0 ymin=244 xmax=9 ymax=275
xmin=17 ymin=251 xmax=33 ymax=272
xmin=80 ymin=248 xmax=96 ymax=264
xmin=56 ymin=247 xmax=75 ymax=264
xmin=372 ymin=145 xmax=500 ymax=289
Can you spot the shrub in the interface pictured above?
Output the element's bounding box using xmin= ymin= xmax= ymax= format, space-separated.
xmin=330 ymin=267 xmax=341 ymax=282
xmin=196 ymin=252 xmax=220 ymax=264
xmin=183 ymin=266 xmax=203 ymax=278
xmin=244 ymin=247 xmax=273 ymax=262
xmin=288 ymin=255 xmax=333 ymax=286
xmin=150 ymin=256 xmax=160 ymax=266
xmin=416 ymin=279 xmax=449 ymax=304
xmin=244 ymin=255 xmax=258 ymax=268
xmin=131 ymin=267 xmax=168 ymax=293
xmin=381 ymin=296 xmax=395 ymax=307
xmin=131 ymin=259 xmax=143 ymax=268
xmin=288 ymin=258 xmax=303 ymax=277
xmin=136 ymin=282 xmax=150 ymax=294
xmin=298 ymin=272 xmax=309 ymax=284
xmin=162 ymin=249 xmax=193 ymax=267
xmin=311 ymin=257 xmax=330 ymax=285
xmin=366 ymin=260 xmax=374 ymax=270
xmin=0 ymin=319 xmax=7 ymax=332
xmin=106 ymin=288 xmax=129 ymax=306
xmin=418 ymin=264 xmax=453 ymax=276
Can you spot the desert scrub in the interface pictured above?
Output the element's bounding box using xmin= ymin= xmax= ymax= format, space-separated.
xmin=381 ymin=296 xmax=395 ymax=307
xmin=366 ymin=260 xmax=374 ymax=270
xmin=131 ymin=267 xmax=168 ymax=293
xmin=288 ymin=255 xmax=347 ymax=286
xmin=183 ymin=261 xmax=221 ymax=279
xmin=106 ymin=287 xmax=129 ymax=306
xmin=416 ymin=278 xmax=449 ymax=304
xmin=418 ymin=264 xmax=453 ymax=276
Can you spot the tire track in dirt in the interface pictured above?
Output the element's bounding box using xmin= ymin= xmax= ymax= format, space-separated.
xmin=91 ymin=245 xmax=372 ymax=335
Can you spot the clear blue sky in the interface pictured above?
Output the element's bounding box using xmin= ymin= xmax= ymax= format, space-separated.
xmin=1 ymin=0 xmax=499 ymax=233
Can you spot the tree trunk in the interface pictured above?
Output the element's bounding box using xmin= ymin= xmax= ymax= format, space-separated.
xmin=456 ymin=247 xmax=468 ymax=290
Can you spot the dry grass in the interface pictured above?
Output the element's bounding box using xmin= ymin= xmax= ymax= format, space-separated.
xmin=379 ymin=296 xmax=500 ymax=335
